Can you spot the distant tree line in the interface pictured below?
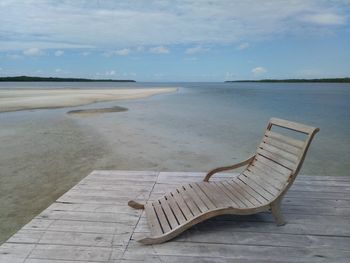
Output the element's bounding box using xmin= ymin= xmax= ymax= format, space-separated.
xmin=225 ymin=78 xmax=350 ymax=83
xmin=0 ymin=76 xmax=136 ymax=82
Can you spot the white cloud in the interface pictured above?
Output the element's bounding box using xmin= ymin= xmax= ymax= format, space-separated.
xmin=252 ymin=67 xmax=267 ymax=76
xmin=185 ymin=46 xmax=209 ymax=54
xmin=0 ymin=67 xmax=2 ymax=71
xmin=54 ymin=50 xmax=64 ymax=56
xmin=82 ymin=51 xmax=90 ymax=56
xmin=0 ymin=1 xmax=347 ymax=51
xmin=149 ymin=46 xmax=169 ymax=54
xmin=237 ymin=42 xmax=250 ymax=50
xmin=55 ymin=68 xmax=62 ymax=73
xmin=23 ymin=47 xmax=43 ymax=56
xmin=302 ymin=13 xmax=346 ymax=25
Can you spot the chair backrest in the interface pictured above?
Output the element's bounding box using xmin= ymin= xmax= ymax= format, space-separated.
xmin=246 ymin=118 xmax=319 ymax=194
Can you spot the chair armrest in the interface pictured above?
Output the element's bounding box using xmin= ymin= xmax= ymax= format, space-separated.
xmin=203 ymin=155 xmax=255 ymax=182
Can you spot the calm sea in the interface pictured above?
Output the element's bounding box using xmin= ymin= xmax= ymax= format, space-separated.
xmin=1 ymin=81 xmax=349 ymax=176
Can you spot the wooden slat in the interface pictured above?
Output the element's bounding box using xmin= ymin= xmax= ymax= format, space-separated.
xmin=190 ymin=183 xmax=216 ymax=210
xmin=231 ymin=178 xmax=266 ymax=204
xmin=153 ymin=202 xmax=171 ymax=233
xmin=183 ymin=184 xmax=209 ymax=213
xmin=265 ymin=130 xmax=304 ymax=149
xmin=240 ymin=173 xmax=279 ymax=200
xmin=252 ymin=155 xmax=292 ymax=182
xmin=238 ymin=175 xmax=275 ymax=201
xmin=165 ymin=194 xmax=186 ymax=224
xmin=177 ymin=186 xmax=201 ymax=216
xmin=256 ymin=153 xmax=296 ymax=174
xmin=208 ymin=182 xmax=237 ymax=207
xmin=199 ymin=182 xmax=232 ymax=208
xmin=259 ymin=142 xmax=299 ymax=164
xmin=269 ymin=117 xmax=316 ymax=134
xmin=145 ymin=202 xmax=163 ymax=236
xmin=224 ymin=180 xmax=261 ymax=206
xmin=254 ymin=155 xmax=291 ymax=177
xmin=242 ymin=169 xmax=281 ymax=195
xmin=158 ymin=198 xmax=178 ymax=229
xmin=196 ymin=183 xmax=221 ymax=207
xmin=263 ymin=135 xmax=301 ymax=156
xmin=223 ymin=180 xmax=258 ymax=207
xmin=237 ymin=175 xmax=273 ymax=203
xmin=213 ymin=182 xmax=244 ymax=208
xmin=248 ymin=163 xmax=288 ymax=188
xmin=171 ymin=190 xmax=194 ymax=220
xmin=219 ymin=181 xmax=252 ymax=207
xmin=257 ymin=148 xmax=296 ymax=171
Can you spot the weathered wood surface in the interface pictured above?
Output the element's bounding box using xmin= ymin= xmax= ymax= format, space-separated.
xmin=1 ymin=170 xmax=350 ymax=262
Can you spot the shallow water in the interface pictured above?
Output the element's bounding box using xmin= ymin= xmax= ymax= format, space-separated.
xmin=70 ymin=82 xmax=350 ymax=176
xmin=0 ymin=81 xmax=349 ymax=243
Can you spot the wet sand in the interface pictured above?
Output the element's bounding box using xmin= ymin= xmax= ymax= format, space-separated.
xmin=0 ymin=112 xmax=113 ymax=244
xmin=67 ymin=106 xmax=128 ymax=116
xmin=0 ymin=88 xmax=177 ymax=112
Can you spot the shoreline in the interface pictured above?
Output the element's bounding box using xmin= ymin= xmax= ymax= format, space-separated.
xmin=0 ymin=87 xmax=178 ymax=113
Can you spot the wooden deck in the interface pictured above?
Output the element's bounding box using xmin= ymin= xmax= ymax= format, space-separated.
xmin=1 ymin=170 xmax=349 ymax=262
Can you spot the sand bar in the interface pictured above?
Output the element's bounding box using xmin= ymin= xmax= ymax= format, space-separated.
xmin=0 ymin=88 xmax=177 ymax=112
xmin=67 ymin=106 xmax=128 ymax=116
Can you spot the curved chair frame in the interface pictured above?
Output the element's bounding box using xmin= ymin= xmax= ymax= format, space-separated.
xmin=128 ymin=118 xmax=319 ymax=244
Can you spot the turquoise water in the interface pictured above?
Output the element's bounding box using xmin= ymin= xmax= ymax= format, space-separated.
xmin=111 ymin=82 xmax=350 ymax=176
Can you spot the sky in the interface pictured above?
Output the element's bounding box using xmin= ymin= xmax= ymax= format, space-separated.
xmin=0 ymin=0 xmax=350 ymax=82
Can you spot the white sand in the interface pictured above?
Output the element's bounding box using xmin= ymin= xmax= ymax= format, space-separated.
xmin=0 ymin=88 xmax=177 ymax=112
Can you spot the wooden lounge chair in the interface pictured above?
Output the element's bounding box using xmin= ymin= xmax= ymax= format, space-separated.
xmin=128 ymin=118 xmax=319 ymax=244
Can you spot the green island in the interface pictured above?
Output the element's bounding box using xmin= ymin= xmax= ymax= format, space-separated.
xmin=225 ymin=77 xmax=350 ymax=83
xmin=0 ymin=76 xmax=136 ymax=82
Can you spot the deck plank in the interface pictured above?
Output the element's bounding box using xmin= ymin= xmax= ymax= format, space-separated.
xmin=144 ymin=202 xmax=163 ymax=236
xmin=0 ymin=170 xmax=349 ymax=263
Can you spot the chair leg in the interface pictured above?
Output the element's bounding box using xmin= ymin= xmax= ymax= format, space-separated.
xmin=270 ymin=199 xmax=285 ymax=226
xmin=128 ymin=200 xmax=145 ymax=210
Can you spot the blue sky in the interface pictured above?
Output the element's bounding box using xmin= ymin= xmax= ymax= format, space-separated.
xmin=0 ymin=0 xmax=349 ymax=81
